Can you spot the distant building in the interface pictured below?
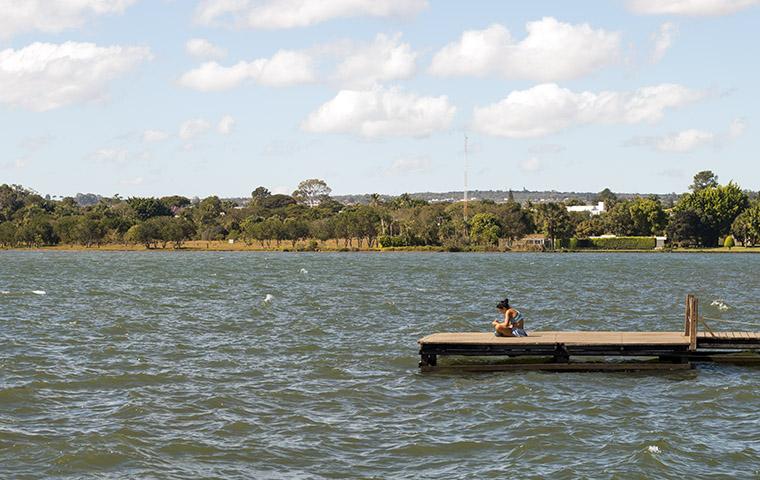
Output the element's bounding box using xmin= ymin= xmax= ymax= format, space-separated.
xmin=567 ymin=201 xmax=605 ymax=216
xmin=512 ymin=234 xmax=553 ymax=251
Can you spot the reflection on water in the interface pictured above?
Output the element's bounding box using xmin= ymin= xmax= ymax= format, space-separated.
xmin=0 ymin=251 xmax=758 ymax=478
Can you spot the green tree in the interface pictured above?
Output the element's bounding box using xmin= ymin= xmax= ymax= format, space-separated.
xmin=309 ymin=218 xmax=336 ymax=246
xmin=535 ymin=203 xmax=572 ymax=247
xmin=605 ymin=198 xmax=667 ymax=236
xmin=125 ymin=221 xmax=161 ymax=248
xmin=595 ymin=188 xmax=618 ymax=209
xmin=690 ymin=170 xmax=719 ymax=192
xmin=251 ymin=187 xmax=271 ymax=204
xmin=666 ymin=209 xmax=702 ymax=247
xmin=261 ymin=216 xmax=285 ymax=247
xmin=193 ymin=196 xmax=223 ymax=226
xmin=292 ymin=179 xmax=332 ymax=207
xmin=160 ymin=195 xmax=191 ymax=210
xmin=675 ymin=182 xmax=749 ymax=246
xmin=260 ymin=194 xmax=296 ymax=210
xmin=575 ymin=216 xmax=606 ymax=237
xmin=0 ymin=222 xmax=17 ymax=247
xmin=54 ymin=216 xmax=82 ymax=244
xmin=496 ymin=201 xmax=532 ymax=243
xmin=153 ymin=216 xmax=194 ymax=248
xmin=731 ymin=200 xmax=760 ymax=246
xmin=75 ymin=215 xmax=107 ymax=247
xmin=283 ymin=217 xmax=309 ymax=248
xmin=15 ymin=216 xmax=58 ymax=246
xmin=0 ymin=184 xmax=30 ymax=221
xmin=126 ymin=197 xmax=172 ymax=221
xmin=469 ymin=213 xmax=501 ymax=246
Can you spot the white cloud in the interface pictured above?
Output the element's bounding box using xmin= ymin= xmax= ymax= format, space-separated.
xmin=0 ymin=0 xmax=137 ymax=39
xmin=181 ymin=33 xmax=417 ymax=91
xmin=302 ymin=87 xmax=455 ymax=138
xmin=529 ymin=144 xmax=565 ymax=155
xmin=218 ymin=115 xmax=235 ymax=134
xmin=143 ymin=130 xmax=169 ymax=142
xmin=332 ymin=33 xmax=416 ymax=88
xmin=179 ymin=118 xmax=212 ymax=140
xmin=472 ymin=83 xmax=705 ymax=138
xmin=520 ymin=157 xmax=542 ymax=172
xmin=121 ymin=176 xmax=144 ymax=185
xmin=652 ymin=22 xmax=677 ymax=63
xmin=90 ymin=148 xmax=130 ymax=164
xmin=728 ymin=118 xmax=746 ymax=138
xmin=627 ymin=118 xmax=747 ymax=152
xmin=194 ymin=0 xmax=427 ymax=29
xmin=185 ymin=38 xmax=228 ymax=60
xmin=0 ymin=42 xmax=152 ymax=112
xmin=628 ymin=0 xmax=759 ymax=16
xmin=429 ymin=18 xmax=621 ymax=82
xmin=656 ymin=129 xmax=715 ymax=152
xmin=178 ymin=50 xmax=315 ymax=91
xmin=385 ymin=155 xmax=432 ymax=175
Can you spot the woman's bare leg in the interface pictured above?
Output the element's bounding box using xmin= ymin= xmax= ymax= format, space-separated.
xmin=495 ymin=324 xmax=514 ymax=337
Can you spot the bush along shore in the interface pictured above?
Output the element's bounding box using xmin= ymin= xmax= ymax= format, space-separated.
xmin=1 ymin=172 xmax=759 ymax=252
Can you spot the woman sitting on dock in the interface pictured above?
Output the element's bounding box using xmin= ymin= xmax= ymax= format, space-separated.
xmin=492 ymin=298 xmax=528 ymax=337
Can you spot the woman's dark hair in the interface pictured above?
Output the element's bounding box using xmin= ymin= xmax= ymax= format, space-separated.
xmin=497 ymin=297 xmax=509 ymax=310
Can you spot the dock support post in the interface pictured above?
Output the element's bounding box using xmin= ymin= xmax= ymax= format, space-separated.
xmin=419 ymin=353 xmax=437 ymax=368
xmin=553 ymin=344 xmax=570 ymax=363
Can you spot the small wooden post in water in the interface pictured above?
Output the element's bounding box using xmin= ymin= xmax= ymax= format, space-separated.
xmin=689 ymin=296 xmax=699 ymax=351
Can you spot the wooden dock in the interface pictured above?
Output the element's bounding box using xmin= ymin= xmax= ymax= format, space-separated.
xmin=418 ymin=295 xmax=760 ymax=372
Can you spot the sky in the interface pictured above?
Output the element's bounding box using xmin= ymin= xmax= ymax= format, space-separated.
xmin=1 ymin=0 xmax=759 ymax=198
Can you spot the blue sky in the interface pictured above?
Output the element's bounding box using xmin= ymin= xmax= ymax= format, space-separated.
xmin=1 ymin=0 xmax=758 ymax=198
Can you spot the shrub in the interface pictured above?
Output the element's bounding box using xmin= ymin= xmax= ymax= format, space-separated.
xmin=724 ymin=235 xmax=735 ymax=249
xmin=378 ymin=235 xmax=406 ymax=248
xmin=587 ymin=236 xmax=656 ymax=250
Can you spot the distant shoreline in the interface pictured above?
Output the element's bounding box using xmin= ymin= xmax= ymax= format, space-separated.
xmin=3 ymin=240 xmax=760 ymax=254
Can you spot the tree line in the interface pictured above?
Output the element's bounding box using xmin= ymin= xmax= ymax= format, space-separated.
xmin=1 ymin=173 xmax=758 ymax=250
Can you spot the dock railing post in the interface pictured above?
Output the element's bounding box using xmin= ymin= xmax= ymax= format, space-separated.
xmin=689 ymin=296 xmax=698 ymax=351
xmin=684 ymin=294 xmax=692 ymax=336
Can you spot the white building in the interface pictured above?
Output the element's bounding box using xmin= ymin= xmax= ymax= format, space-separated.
xmin=567 ymin=201 xmax=605 ymax=216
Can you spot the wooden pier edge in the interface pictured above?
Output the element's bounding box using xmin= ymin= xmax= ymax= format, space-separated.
xmin=418 ymin=295 xmax=760 ymax=372
xmin=420 ymin=362 xmax=694 ymax=373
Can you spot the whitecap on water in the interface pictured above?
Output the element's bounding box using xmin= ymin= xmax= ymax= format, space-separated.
xmin=264 ymin=294 xmax=274 ymax=303
xmin=647 ymin=445 xmax=661 ymax=454
xmin=300 ymin=268 xmax=308 ymax=274
xmin=32 ymin=290 xmax=46 ymax=295
xmin=0 ymin=290 xmax=9 ymax=295
xmin=711 ymin=300 xmax=730 ymax=311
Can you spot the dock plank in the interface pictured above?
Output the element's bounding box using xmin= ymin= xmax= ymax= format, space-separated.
xmin=419 ymin=331 xmax=690 ymax=346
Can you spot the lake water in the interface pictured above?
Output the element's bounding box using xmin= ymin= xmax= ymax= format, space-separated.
xmin=1 ymin=251 xmax=759 ymax=479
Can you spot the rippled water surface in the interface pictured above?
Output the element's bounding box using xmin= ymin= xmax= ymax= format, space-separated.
xmin=1 ymin=251 xmax=759 ymax=479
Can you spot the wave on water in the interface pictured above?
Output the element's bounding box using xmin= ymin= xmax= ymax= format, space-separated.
xmin=648 ymin=445 xmax=661 ymax=454
xmin=32 ymin=290 xmax=46 ymax=295
xmin=0 ymin=290 xmax=9 ymax=295
xmin=300 ymin=268 xmax=308 ymax=274
xmin=264 ymin=294 xmax=274 ymax=303
xmin=711 ymin=300 xmax=730 ymax=311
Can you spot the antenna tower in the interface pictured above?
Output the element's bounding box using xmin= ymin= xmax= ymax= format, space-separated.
xmin=463 ymin=134 xmax=469 ymax=222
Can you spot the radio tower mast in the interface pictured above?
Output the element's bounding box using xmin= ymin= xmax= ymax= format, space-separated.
xmin=463 ymin=134 xmax=469 ymax=222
